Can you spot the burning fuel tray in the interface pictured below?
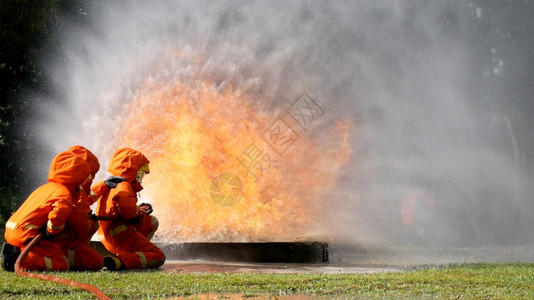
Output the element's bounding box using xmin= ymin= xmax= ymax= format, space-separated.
xmin=157 ymin=242 xmax=329 ymax=263
xmin=90 ymin=241 xmax=329 ymax=263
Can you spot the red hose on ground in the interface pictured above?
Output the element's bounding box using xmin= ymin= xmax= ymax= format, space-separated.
xmin=15 ymin=232 xmax=111 ymax=300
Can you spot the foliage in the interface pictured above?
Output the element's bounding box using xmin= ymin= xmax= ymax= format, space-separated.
xmin=0 ymin=0 xmax=85 ymax=231
xmin=0 ymin=186 xmax=16 ymax=244
xmin=0 ymin=263 xmax=532 ymax=299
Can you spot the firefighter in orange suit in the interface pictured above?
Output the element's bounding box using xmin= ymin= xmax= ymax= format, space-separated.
xmin=96 ymin=147 xmax=165 ymax=270
xmin=57 ymin=145 xmax=104 ymax=270
xmin=3 ymin=151 xmax=91 ymax=271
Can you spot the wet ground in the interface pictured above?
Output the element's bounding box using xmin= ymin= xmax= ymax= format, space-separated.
xmin=328 ymin=244 xmax=534 ymax=266
xmin=162 ymin=260 xmax=408 ymax=274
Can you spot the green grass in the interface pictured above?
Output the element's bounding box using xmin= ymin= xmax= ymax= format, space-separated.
xmin=0 ymin=263 xmax=532 ymax=299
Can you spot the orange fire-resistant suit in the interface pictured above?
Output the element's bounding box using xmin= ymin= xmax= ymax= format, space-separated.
xmin=96 ymin=148 xmax=165 ymax=269
xmin=4 ymin=151 xmax=91 ymax=271
xmin=57 ymin=145 xmax=104 ymax=270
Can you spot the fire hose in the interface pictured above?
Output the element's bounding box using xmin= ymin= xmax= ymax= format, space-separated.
xmin=15 ymin=233 xmax=112 ymax=300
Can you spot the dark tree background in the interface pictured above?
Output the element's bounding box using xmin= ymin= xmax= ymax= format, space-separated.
xmin=0 ymin=0 xmax=88 ymax=235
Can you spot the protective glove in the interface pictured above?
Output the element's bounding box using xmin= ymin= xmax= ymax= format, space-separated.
xmin=104 ymin=176 xmax=126 ymax=188
xmin=88 ymin=212 xmax=97 ymax=220
xmin=43 ymin=230 xmax=60 ymax=242
xmin=127 ymin=214 xmax=143 ymax=225
xmin=139 ymin=203 xmax=153 ymax=215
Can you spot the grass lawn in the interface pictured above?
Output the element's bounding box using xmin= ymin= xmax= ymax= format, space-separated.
xmin=0 ymin=262 xmax=532 ymax=299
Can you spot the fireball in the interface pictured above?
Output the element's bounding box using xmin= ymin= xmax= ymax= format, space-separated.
xmin=113 ymin=52 xmax=353 ymax=242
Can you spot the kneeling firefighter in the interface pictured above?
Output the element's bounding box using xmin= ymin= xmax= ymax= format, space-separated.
xmin=2 ymin=151 xmax=91 ymax=271
xmin=57 ymin=145 xmax=104 ymax=270
xmin=96 ymin=147 xmax=165 ymax=270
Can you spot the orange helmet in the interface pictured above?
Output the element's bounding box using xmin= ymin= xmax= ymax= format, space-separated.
xmin=108 ymin=148 xmax=150 ymax=182
xmin=48 ymin=150 xmax=91 ymax=191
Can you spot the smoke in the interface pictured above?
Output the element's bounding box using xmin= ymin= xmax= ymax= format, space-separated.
xmin=28 ymin=1 xmax=534 ymax=251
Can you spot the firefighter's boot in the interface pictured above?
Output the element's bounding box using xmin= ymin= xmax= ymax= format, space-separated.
xmin=103 ymin=255 xmax=123 ymax=271
xmin=1 ymin=242 xmax=21 ymax=272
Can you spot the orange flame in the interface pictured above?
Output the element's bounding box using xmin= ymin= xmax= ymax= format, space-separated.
xmin=114 ymin=54 xmax=353 ymax=242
